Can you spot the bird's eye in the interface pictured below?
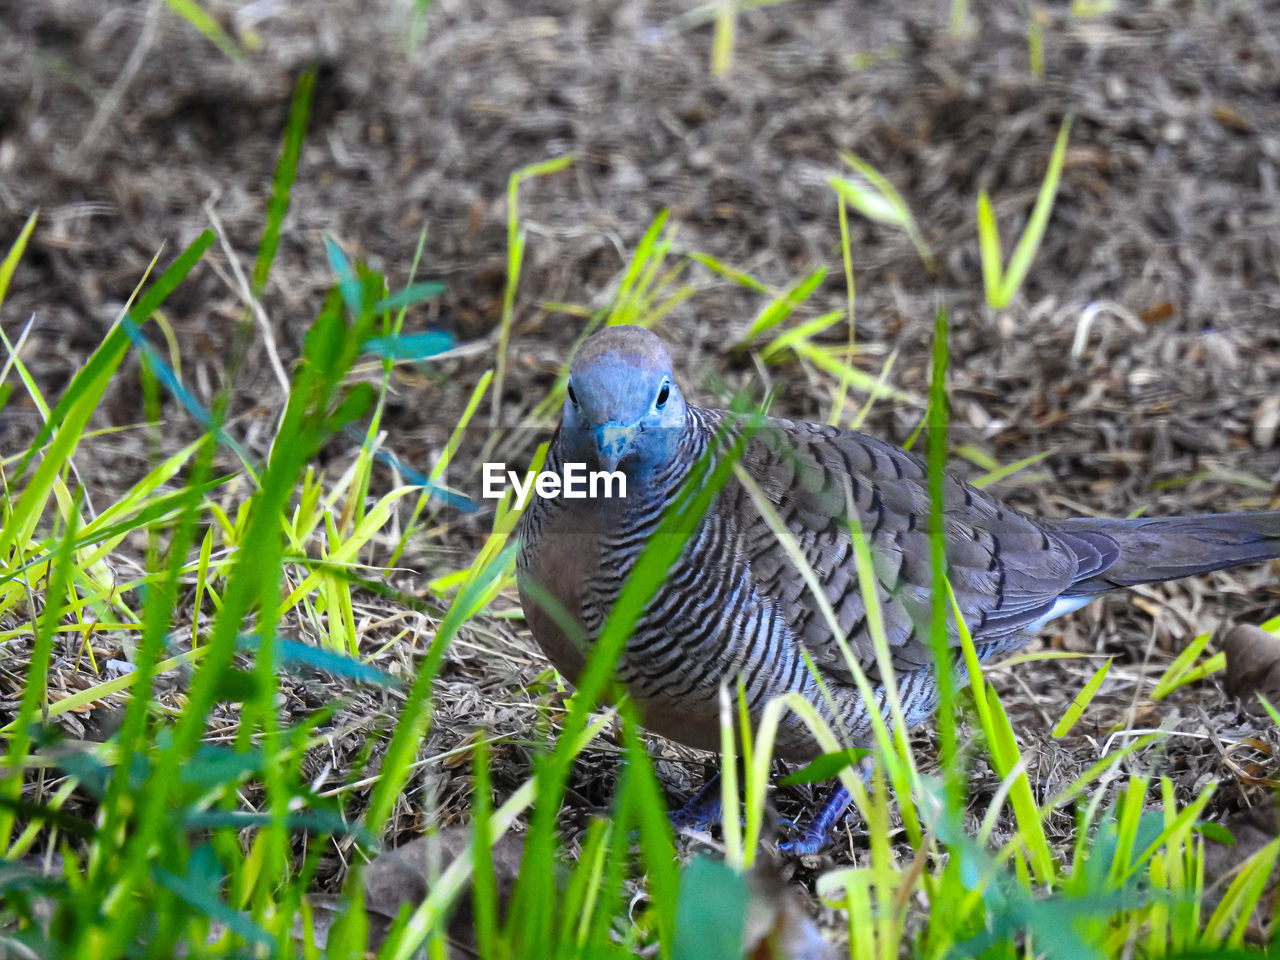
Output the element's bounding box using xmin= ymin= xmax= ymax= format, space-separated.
xmin=655 ymin=380 xmax=670 ymax=408
xmin=567 ymin=384 xmax=579 ymax=406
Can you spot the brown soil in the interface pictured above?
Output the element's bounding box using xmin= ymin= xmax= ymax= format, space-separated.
xmin=3 ymin=0 xmax=1280 ymax=935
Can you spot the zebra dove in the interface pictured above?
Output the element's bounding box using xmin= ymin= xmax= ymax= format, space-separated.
xmin=514 ymin=325 xmax=1280 ymax=853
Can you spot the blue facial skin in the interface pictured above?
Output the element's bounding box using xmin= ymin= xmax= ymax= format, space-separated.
xmin=560 ymin=348 xmax=687 ymax=486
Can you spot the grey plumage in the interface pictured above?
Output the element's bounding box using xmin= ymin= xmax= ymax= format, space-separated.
xmin=515 ymin=325 xmax=1280 ymax=772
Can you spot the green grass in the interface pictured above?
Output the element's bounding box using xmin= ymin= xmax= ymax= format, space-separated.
xmin=2 ymin=36 xmax=1278 ymax=960
xmin=978 ymin=117 xmax=1073 ymax=309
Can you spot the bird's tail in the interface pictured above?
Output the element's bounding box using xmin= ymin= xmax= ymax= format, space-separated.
xmin=1046 ymin=510 xmax=1280 ymax=596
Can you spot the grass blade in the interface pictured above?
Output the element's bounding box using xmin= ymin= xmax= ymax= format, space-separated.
xmin=1052 ymin=658 xmax=1112 ymax=738
xmin=999 ymin=116 xmax=1073 ymax=305
xmin=491 ymin=155 xmax=575 ymax=428
xmin=0 ymin=211 xmax=37 ymax=306
xmin=253 ymin=67 xmax=315 ymax=294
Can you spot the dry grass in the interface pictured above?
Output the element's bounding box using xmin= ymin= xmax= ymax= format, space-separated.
xmin=2 ymin=0 xmax=1280 ymax=934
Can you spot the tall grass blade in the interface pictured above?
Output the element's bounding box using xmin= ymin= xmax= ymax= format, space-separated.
xmin=0 ymin=495 xmax=79 ymax=850
xmin=977 ymin=191 xmax=1003 ymax=307
xmin=926 ymin=306 xmax=959 ymax=808
xmin=491 ymin=155 xmax=575 ymax=428
xmin=10 ymin=230 xmax=214 ymax=494
xmin=253 ymin=67 xmax=316 ymax=294
xmin=608 ymin=209 xmax=671 ymax=327
xmin=999 ymin=116 xmax=1072 ymax=305
xmin=981 ymin=116 xmax=1073 ymax=308
xmin=621 ymin=712 xmax=678 ymax=954
xmin=162 ymin=0 xmax=244 ymax=58
xmin=470 ymin=739 xmax=498 ymax=959
xmin=711 ymin=0 xmax=736 ymax=76
xmin=0 ymin=211 xmax=37 ymax=306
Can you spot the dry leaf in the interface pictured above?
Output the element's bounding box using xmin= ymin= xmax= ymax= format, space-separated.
xmin=744 ymin=857 xmax=837 ymax=960
xmin=1138 ymin=301 xmax=1175 ymax=324
xmin=1213 ymin=103 xmax=1251 ymax=131
xmin=1222 ymin=623 xmax=1280 ymax=708
xmin=1253 ymin=395 xmax=1280 ymax=449
xmin=362 ymin=826 xmax=527 ymax=954
xmin=1203 ymin=796 xmax=1278 ymax=923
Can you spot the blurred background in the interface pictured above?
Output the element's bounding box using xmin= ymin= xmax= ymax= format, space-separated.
xmin=3 ymin=0 xmax=1280 ymax=886
xmin=5 ymin=1 xmax=1279 ymax=504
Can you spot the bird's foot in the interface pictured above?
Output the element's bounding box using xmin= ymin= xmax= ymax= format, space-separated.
xmin=777 ymin=832 xmax=826 ymax=857
xmin=777 ymin=785 xmax=853 ymax=856
xmin=669 ymin=772 xmax=722 ymax=833
xmin=671 ymin=768 xmax=857 ymax=853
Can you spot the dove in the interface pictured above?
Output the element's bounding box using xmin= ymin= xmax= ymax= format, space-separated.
xmin=514 ymin=325 xmax=1280 ymax=853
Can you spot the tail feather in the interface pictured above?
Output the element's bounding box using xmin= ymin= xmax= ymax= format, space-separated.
xmin=1047 ymin=510 xmax=1280 ymax=595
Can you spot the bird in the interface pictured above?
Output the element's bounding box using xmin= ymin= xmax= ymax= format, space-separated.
xmin=514 ymin=324 xmax=1280 ymax=854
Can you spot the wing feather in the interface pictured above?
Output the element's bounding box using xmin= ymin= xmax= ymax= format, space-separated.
xmin=718 ymin=415 xmax=1088 ymax=680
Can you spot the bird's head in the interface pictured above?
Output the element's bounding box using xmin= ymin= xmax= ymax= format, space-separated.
xmin=560 ymin=325 xmax=687 ymax=478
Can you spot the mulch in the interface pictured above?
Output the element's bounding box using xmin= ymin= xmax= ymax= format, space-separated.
xmin=3 ymin=0 xmax=1280 ymax=934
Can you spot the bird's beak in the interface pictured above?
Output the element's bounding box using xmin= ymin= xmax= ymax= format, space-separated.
xmin=594 ymin=423 xmax=637 ymax=472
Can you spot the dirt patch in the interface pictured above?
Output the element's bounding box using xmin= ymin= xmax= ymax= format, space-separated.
xmin=3 ymin=0 xmax=1280 ymax=920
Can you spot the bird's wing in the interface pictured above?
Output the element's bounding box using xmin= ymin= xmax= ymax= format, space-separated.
xmin=721 ymin=414 xmax=1111 ymax=681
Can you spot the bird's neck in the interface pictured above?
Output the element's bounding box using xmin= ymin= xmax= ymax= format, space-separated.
xmin=620 ymin=405 xmax=717 ymax=509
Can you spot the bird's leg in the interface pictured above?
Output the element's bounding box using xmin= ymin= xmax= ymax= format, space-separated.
xmin=777 ymin=785 xmax=852 ymax=855
xmin=669 ymin=770 xmax=723 ymax=833
xmin=778 ymin=756 xmax=874 ymax=855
